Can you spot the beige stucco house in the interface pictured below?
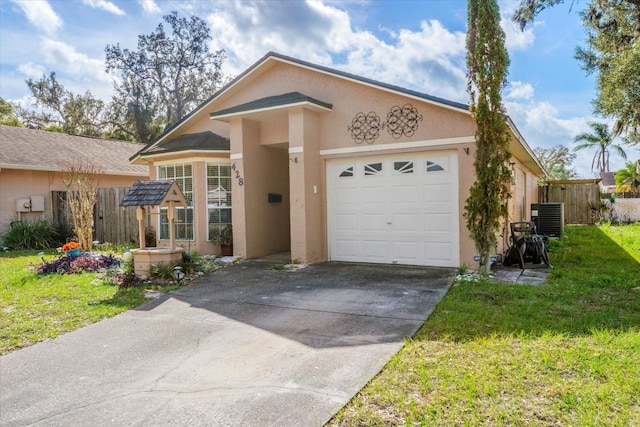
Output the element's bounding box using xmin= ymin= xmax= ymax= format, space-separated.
xmin=131 ymin=52 xmax=544 ymax=268
xmin=0 ymin=125 xmax=148 ymax=236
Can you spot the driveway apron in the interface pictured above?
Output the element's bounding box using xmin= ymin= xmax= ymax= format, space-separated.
xmin=1 ymin=261 xmax=452 ymax=427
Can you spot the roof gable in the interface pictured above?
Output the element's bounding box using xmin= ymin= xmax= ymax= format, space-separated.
xmin=209 ymin=92 xmax=332 ymax=120
xmin=134 ymin=51 xmax=471 ymax=157
xmin=139 ymin=131 xmax=230 ymax=160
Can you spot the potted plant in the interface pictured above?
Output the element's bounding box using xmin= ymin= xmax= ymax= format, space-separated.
xmin=212 ymin=225 xmax=233 ymax=256
xmin=61 ymin=240 xmax=81 ymax=257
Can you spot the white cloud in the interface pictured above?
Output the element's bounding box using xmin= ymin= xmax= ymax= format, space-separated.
xmin=138 ymin=0 xmax=161 ymax=15
xmin=504 ymin=99 xmax=627 ymax=177
xmin=506 ymin=81 xmax=534 ymax=100
xmin=499 ymin=0 xmax=536 ymax=51
xmin=207 ymin=0 xmax=468 ymax=103
xmin=40 ymin=38 xmax=111 ymax=84
xmin=500 ymin=15 xmax=535 ymax=51
xmin=10 ymin=0 xmax=62 ymax=34
xmin=18 ymin=62 xmax=47 ymax=79
xmin=81 ymin=0 xmax=125 ymax=16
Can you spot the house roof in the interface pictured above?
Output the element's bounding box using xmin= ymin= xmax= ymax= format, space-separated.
xmin=132 ymin=51 xmax=472 ymax=160
xmin=140 ymin=131 xmax=230 ymax=159
xmin=600 ymin=171 xmax=616 ymax=186
xmin=131 ymin=51 xmax=544 ymax=176
xmin=209 ymin=91 xmax=332 ymax=120
xmin=0 ymin=125 xmax=148 ymax=176
xmin=119 ymin=180 xmax=187 ymax=207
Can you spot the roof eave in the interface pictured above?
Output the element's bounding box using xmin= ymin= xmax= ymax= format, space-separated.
xmin=0 ymin=162 xmax=148 ymax=176
xmin=209 ymin=100 xmax=333 ymax=122
xmin=137 ymin=149 xmax=231 ymax=162
xmin=506 ymin=117 xmax=547 ymax=177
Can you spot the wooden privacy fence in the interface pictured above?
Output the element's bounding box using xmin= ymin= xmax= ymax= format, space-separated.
xmin=538 ymin=179 xmax=601 ymax=225
xmin=52 ymin=187 xmax=151 ymax=245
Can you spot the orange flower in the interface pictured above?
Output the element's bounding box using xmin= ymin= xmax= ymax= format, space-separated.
xmin=62 ymin=241 xmax=81 ymax=251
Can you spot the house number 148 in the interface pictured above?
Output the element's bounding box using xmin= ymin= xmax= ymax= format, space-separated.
xmin=231 ymin=163 xmax=244 ymax=186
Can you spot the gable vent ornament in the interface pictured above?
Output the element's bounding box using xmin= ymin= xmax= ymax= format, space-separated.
xmin=348 ymin=112 xmax=382 ymax=144
xmin=385 ymin=104 xmax=422 ymax=139
xmin=348 ymin=104 xmax=423 ymax=144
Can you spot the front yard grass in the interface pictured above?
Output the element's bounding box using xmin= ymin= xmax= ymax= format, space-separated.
xmin=0 ymin=250 xmax=148 ymax=355
xmin=330 ymin=224 xmax=640 ymax=426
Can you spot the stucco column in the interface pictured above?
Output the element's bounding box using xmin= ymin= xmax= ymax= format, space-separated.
xmin=288 ymin=107 xmax=324 ymax=263
xmin=229 ymin=117 xmax=259 ymax=259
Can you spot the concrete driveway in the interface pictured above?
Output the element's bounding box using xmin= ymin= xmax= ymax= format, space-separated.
xmin=0 ymin=261 xmax=452 ymax=427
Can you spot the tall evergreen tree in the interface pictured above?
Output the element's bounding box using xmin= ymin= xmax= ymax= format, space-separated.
xmin=465 ymin=0 xmax=512 ymax=272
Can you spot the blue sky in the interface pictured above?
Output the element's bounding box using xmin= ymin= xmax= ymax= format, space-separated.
xmin=1 ymin=0 xmax=637 ymax=177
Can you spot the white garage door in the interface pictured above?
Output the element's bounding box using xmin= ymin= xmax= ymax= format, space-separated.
xmin=327 ymin=151 xmax=459 ymax=267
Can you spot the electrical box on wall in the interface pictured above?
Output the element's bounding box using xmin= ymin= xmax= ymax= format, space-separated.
xmin=16 ymin=198 xmax=31 ymax=213
xmin=30 ymin=195 xmax=45 ymax=212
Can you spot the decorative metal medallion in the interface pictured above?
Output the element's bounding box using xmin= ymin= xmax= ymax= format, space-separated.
xmin=384 ymin=104 xmax=423 ymax=139
xmin=348 ymin=112 xmax=381 ymax=144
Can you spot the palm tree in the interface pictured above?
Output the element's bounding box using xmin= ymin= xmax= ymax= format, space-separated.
xmin=573 ymin=122 xmax=627 ymax=174
xmin=615 ymin=162 xmax=640 ymax=193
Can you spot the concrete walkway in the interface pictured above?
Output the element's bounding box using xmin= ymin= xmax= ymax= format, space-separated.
xmin=491 ymin=266 xmax=550 ymax=285
xmin=0 ymin=261 xmax=453 ymax=427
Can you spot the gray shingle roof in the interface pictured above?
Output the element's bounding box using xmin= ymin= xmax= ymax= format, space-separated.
xmin=144 ymin=131 xmax=229 ymax=156
xmin=0 ymin=125 xmax=148 ymax=176
xmin=120 ymin=180 xmax=181 ymax=206
xmin=209 ymin=92 xmax=332 ymax=118
xmin=600 ymin=171 xmax=616 ymax=186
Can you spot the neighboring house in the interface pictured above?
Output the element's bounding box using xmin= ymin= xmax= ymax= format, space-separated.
xmin=599 ymin=171 xmax=617 ymax=194
xmin=131 ymin=52 xmax=545 ymax=268
xmin=0 ymin=125 xmax=149 ymax=236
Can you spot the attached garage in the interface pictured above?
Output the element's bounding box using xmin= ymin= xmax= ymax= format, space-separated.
xmin=327 ymin=150 xmax=460 ymax=267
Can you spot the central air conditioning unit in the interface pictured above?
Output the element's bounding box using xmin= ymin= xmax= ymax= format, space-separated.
xmin=531 ymin=202 xmax=564 ymax=237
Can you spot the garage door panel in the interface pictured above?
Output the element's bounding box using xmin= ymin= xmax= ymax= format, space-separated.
xmin=424 ymin=183 xmax=453 ymax=200
xmin=328 ymin=151 xmax=459 ymax=267
xmin=391 ymin=241 xmax=421 ymax=261
xmin=424 ymin=213 xmax=453 ymax=231
xmin=391 ymin=184 xmax=420 ymax=203
xmin=361 ymin=240 xmax=388 ymax=259
xmin=391 ymin=213 xmax=420 ymax=231
xmin=334 ymin=187 xmax=358 ymax=204
xmin=424 ymin=231 xmax=455 ymax=244
xmin=361 ymin=213 xmax=387 ymax=231
xmin=361 ymin=186 xmax=386 ymax=203
xmin=425 ymin=243 xmax=455 ymax=262
xmin=335 ymin=214 xmax=357 ymax=231
xmin=335 ymin=239 xmax=358 ymax=257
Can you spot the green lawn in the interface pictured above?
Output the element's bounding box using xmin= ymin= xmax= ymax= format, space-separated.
xmin=0 ymin=250 xmax=147 ymax=355
xmin=330 ymin=225 xmax=640 ymax=426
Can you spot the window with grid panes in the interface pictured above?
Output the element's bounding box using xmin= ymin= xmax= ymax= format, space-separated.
xmin=157 ymin=163 xmax=193 ymax=240
xmin=207 ymin=163 xmax=232 ymax=240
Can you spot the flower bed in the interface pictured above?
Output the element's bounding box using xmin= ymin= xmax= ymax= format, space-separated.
xmin=37 ymin=254 xmax=121 ymax=275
